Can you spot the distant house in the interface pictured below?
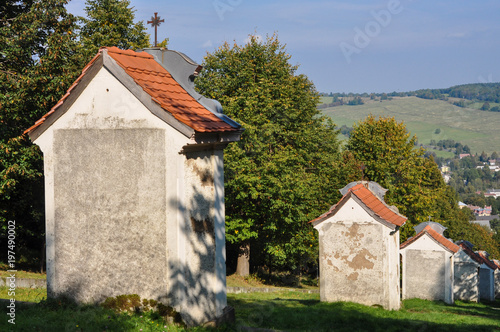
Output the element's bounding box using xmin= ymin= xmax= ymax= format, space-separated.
xmin=458 ymin=201 xmax=467 ymax=209
xmin=470 ymin=219 xmax=491 ymax=230
xmin=440 ymin=166 xmax=450 ymax=173
xmin=485 ymin=189 xmax=500 ymax=198
xmin=311 ymin=181 xmax=406 ymax=310
xmin=454 ymin=241 xmax=481 ymax=302
xmin=400 ymin=222 xmax=459 ymax=304
xmin=459 ymin=153 xmax=471 ymax=159
xmin=466 ymin=205 xmax=492 ymax=216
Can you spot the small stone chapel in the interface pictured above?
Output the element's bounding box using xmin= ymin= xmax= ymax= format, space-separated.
xmin=400 ymin=222 xmax=459 ymax=304
xmin=311 ymin=181 xmax=406 ymax=310
xmin=25 ymin=47 xmax=243 ymax=326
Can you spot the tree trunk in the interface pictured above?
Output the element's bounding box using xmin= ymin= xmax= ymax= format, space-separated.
xmin=235 ymin=242 xmax=250 ymax=276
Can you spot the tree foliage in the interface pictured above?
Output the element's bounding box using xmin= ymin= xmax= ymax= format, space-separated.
xmin=0 ymin=0 xmax=86 ymax=269
xmin=79 ymin=0 xmax=150 ymax=58
xmin=345 ymin=116 xmax=500 ymax=255
xmin=196 ymin=35 xmax=357 ymax=272
xmin=345 ymin=116 xmax=447 ymax=239
xmin=0 ymin=0 xmax=150 ymax=269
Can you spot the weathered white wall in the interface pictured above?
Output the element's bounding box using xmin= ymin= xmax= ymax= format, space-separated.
xmin=400 ymin=234 xmax=454 ymax=304
xmin=453 ymin=250 xmax=479 ymax=302
xmin=315 ymin=200 xmax=400 ymax=310
xmin=35 ymin=67 xmax=226 ymax=326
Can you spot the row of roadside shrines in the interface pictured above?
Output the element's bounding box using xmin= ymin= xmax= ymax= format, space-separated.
xmin=311 ymin=181 xmax=500 ymax=310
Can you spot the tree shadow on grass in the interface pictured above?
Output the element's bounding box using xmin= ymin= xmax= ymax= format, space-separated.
xmin=228 ymin=297 xmax=500 ymax=332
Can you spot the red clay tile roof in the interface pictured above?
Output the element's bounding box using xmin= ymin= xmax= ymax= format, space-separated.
xmin=25 ymin=47 xmax=240 ymax=136
xmin=476 ymin=251 xmax=498 ymax=270
xmin=458 ymin=242 xmax=487 ymax=265
xmin=24 ymin=51 xmax=103 ymax=135
xmin=311 ymin=183 xmax=407 ymax=227
xmin=401 ymin=225 xmax=460 ymax=253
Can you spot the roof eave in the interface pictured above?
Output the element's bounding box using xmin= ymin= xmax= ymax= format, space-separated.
xmin=26 ymin=52 xmax=104 ymax=141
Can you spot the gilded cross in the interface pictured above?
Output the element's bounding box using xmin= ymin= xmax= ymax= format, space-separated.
xmin=148 ymin=12 xmax=165 ymax=47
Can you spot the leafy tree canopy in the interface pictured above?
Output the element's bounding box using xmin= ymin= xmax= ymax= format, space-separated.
xmin=346 ymin=116 xmax=454 ymax=239
xmin=196 ymin=34 xmax=357 ymax=272
xmin=0 ymin=0 xmax=86 ymax=269
xmin=79 ymin=0 xmax=150 ymax=58
xmin=0 ymin=0 xmax=151 ymax=270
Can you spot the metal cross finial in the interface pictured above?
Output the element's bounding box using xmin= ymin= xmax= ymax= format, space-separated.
xmin=428 ymin=216 xmax=432 ymax=222
xmin=148 ymin=12 xmax=165 ymax=47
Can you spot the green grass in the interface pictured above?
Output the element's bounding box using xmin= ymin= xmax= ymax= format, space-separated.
xmin=228 ymin=291 xmax=500 ymax=331
xmin=0 ymin=286 xmax=46 ymax=302
xmin=319 ymin=96 xmax=333 ymax=104
xmin=2 ymin=287 xmax=499 ymax=331
xmin=322 ymin=96 xmax=500 ymax=154
xmin=0 ymin=269 xmax=46 ymax=280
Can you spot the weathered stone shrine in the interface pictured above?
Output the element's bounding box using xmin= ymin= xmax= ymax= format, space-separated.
xmin=25 ymin=47 xmax=243 ymax=326
xmin=400 ymin=222 xmax=459 ymax=304
xmin=311 ymin=181 xmax=406 ymax=310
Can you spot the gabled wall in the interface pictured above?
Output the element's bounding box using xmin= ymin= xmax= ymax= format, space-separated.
xmin=314 ymin=198 xmax=400 ymax=310
xmin=400 ymin=234 xmax=454 ymax=304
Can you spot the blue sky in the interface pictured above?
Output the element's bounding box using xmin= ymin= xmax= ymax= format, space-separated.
xmin=67 ymin=0 xmax=500 ymax=93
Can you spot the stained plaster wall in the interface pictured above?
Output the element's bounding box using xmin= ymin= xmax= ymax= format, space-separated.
xmin=315 ymin=198 xmax=400 ymax=310
xmin=34 ymin=67 xmax=226 ymax=325
xmin=400 ymin=235 xmax=454 ymax=304
xmin=453 ymin=250 xmax=479 ymax=302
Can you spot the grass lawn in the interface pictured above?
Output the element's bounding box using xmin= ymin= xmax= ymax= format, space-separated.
xmin=228 ymin=291 xmax=500 ymax=331
xmin=1 ymin=286 xmax=499 ymax=331
xmin=0 ymin=270 xmax=46 ymax=280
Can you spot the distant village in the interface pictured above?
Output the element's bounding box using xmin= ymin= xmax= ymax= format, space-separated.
xmin=440 ymin=154 xmax=500 ymax=230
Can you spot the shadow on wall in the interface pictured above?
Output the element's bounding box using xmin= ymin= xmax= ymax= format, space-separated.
xmin=167 ymin=181 xmax=224 ymax=326
xmin=454 ymin=263 xmax=479 ymax=302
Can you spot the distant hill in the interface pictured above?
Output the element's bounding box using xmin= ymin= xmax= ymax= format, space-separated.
xmin=320 ymin=82 xmax=500 ymax=112
xmin=320 ymin=96 xmax=500 ymax=155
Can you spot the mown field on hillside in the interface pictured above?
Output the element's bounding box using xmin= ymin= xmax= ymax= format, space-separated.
xmin=320 ymin=96 xmax=500 ymax=155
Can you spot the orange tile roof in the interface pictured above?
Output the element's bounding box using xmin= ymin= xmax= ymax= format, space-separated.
xmin=310 ymin=183 xmax=407 ymax=227
xmin=400 ymin=225 xmax=460 ymax=253
xmin=458 ymin=242 xmax=486 ymax=265
xmin=24 ymin=51 xmax=103 ymax=135
xmin=476 ymin=251 xmax=498 ymax=270
xmin=25 ymin=47 xmax=241 ymax=136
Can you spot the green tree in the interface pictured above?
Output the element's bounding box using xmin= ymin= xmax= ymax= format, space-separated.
xmin=0 ymin=0 xmax=151 ymax=270
xmin=0 ymin=0 xmax=86 ymax=270
xmin=195 ymin=34 xmax=355 ymax=275
xmin=480 ymin=101 xmax=490 ymax=111
xmin=0 ymin=0 xmax=34 ymax=28
xmin=345 ymin=116 xmax=450 ymax=240
xmin=79 ymin=0 xmax=149 ymax=58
